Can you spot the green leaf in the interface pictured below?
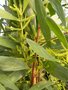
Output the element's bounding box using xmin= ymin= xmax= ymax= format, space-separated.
xmin=23 ymin=0 xmax=30 ymax=13
xmin=49 ymin=0 xmax=66 ymax=26
xmin=46 ymin=86 xmax=54 ymax=90
xmin=0 ymin=19 xmax=4 ymax=30
xmin=34 ymin=0 xmax=67 ymax=48
xmin=0 ymin=47 xmax=13 ymax=56
xmin=48 ymin=3 xmax=55 ymax=16
xmin=29 ymin=0 xmax=35 ymax=12
xmin=43 ymin=61 xmax=68 ymax=82
xmin=0 ymin=9 xmax=18 ymax=21
xmin=35 ymin=0 xmax=51 ymax=47
xmin=0 ymin=56 xmax=28 ymax=71
xmin=8 ymin=71 xmax=23 ymax=83
xmin=0 ymin=72 xmax=19 ymax=90
xmin=27 ymin=38 xmax=58 ymax=61
xmin=0 ymin=84 xmax=6 ymax=90
xmin=29 ymin=81 xmax=54 ymax=90
xmin=0 ymin=36 xmax=17 ymax=49
xmin=46 ymin=17 xmax=68 ymax=48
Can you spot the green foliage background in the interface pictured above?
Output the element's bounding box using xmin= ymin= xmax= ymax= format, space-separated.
xmin=0 ymin=0 xmax=68 ymax=90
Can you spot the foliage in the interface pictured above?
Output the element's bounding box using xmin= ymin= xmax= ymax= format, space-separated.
xmin=0 ymin=0 xmax=68 ymax=90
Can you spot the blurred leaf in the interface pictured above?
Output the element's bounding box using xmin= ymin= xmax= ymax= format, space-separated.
xmin=0 ymin=49 xmax=13 ymax=56
xmin=46 ymin=86 xmax=54 ymax=90
xmin=27 ymin=38 xmax=59 ymax=61
xmin=0 ymin=71 xmax=19 ymax=90
xmin=0 ymin=56 xmax=28 ymax=71
xmin=0 ymin=9 xmax=18 ymax=21
xmin=8 ymin=71 xmax=23 ymax=83
xmin=51 ymin=39 xmax=63 ymax=49
xmin=0 ymin=36 xmax=17 ymax=49
xmin=35 ymin=0 xmax=51 ymax=47
xmin=43 ymin=61 xmax=68 ymax=82
xmin=29 ymin=0 xmax=35 ymax=12
xmin=49 ymin=0 xmax=66 ymax=26
xmin=46 ymin=17 xmax=68 ymax=48
xmin=0 ymin=19 xmax=4 ymax=30
xmin=23 ymin=0 xmax=30 ymax=13
xmin=48 ymin=3 xmax=55 ymax=16
xmin=29 ymin=81 xmax=54 ymax=90
xmin=0 ymin=84 xmax=6 ymax=90
xmin=8 ymin=0 xmax=14 ymax=6
xmin=3 ymin=5 xmax=16 ymax=16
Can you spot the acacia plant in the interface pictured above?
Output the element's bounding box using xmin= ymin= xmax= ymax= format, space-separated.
xmin=0 ymin=0 xmax=68 ymax=90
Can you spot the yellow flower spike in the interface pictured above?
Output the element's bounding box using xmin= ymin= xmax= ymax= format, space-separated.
xmin=9 ymin=6 xmax=16 ymax=11
xmin=13 ymin=4 xmax=22 ymax=16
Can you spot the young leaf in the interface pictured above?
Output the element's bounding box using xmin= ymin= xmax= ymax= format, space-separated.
xmin=27 ymin=38 xmax=58 ymax=61
xmin=29 ymin=81 xmax=54 ymax=90
xmin=0 ymin=56 xmax=28 ymax=71
xmin=43 ymin=61 xmax=68 ymax=82
xmin=49 ymin=0 xmax=66 ymax=26
xmin=0 ymin=9 xmax=18 ymax=21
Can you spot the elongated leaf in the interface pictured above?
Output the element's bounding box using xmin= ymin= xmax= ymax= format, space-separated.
xmin=35 ymin=0 xmax=51 ymax=47
xmin=0 ymin=84 xmax=6 ymax=90
xmin=48 ymin=3 xmax=55 ymax=16
xmin=46 ymin=86 xmax=54 ymax=90
xmin=29 ymin=0 xmax=35 ymax=12
xmin=0 ymin=19 xmax=4 ymax=30
xmin=43 ymin=61 xmax=68 ymax=82
xmin=0 ymin=9 xmax=18 ymax=21
xmin=0 ymin=36 xmax=17 ymax=49
xmin=8 ymin=71 xmax=23 ymax=83
xmin=46 ymin=17 xmax=68 ymax=48
xmin=0 ymin=47 xmax=13 ymax=56
xmin=0 ymin=56 xmax=28 ymax=71
xmin=27 ymin=38 xmax=58 ymax=61
xmin=29 ymin=81 xmax=54 ymax=90
xmin=0 ymin=72 xmax=19 ymax=90
xmin=23 ymin=0 xmax=30 ymax=13
xmin=49 ymin=0 xmax=66 ymax=26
